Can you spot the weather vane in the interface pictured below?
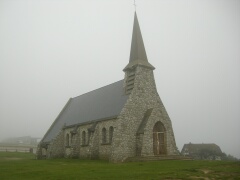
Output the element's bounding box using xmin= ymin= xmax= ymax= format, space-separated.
xmin=133 ymin=0 xmax=137 ymax=11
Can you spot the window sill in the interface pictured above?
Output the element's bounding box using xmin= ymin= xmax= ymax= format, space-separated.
xmin=81 ymin=144 xmax=89 ymax=147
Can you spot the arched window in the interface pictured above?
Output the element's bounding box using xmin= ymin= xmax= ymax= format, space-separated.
xmin=102 ymin=128 xmax=107 ymax=144
xmin=109 ymin=126 xmax=114 ymax=144
xmin=66 ymin=134 xmax=70 ymax=147
xmin=82 ymin=131 xmax=86 ymax=145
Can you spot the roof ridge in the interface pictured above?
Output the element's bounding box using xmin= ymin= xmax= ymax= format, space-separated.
xmin=73 ymin=79 xmax=125 ymax=99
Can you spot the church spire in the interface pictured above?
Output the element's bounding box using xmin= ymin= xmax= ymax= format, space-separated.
xmin=124 ymin=12 xmax=155 ymax=71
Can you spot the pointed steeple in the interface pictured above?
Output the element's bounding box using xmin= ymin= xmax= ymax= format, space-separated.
xmin=124 ymin=12 xmax=155 ymax=71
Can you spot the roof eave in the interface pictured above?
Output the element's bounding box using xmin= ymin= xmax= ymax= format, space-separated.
xmin=123 ymin=59 xmax=155 ymax=71
xmin=63 ymin=115 xmax=118 ymax=129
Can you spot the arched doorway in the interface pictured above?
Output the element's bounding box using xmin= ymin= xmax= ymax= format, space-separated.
xmin=153 ymin=121 xmax=166 ymax=155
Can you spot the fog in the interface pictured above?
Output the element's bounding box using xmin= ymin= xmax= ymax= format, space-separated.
xmin=0 ymin=0 xmax=239 ymax=158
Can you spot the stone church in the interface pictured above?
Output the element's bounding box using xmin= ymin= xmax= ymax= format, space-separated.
xmin=37 ymin=12 xmax=178 ymax=162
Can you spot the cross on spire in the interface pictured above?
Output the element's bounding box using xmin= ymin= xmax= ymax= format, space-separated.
xmin=133 ymin=0 xmax=137 ymax=11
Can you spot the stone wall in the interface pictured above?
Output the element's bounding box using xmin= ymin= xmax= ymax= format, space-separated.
xmin=63 ymin=127 xmax=81 ymax=158
xmin=47 ymin=129 xmax=65 ymax=158
xmin=97 ymin=120 xmax=116 ymax=160
xmin=59 ymin=118 xmax=116 ymax=160
xmin=141 ymin=108 xmax=177 ymax=156
xmin=111 ymin=66 xmax=177 ymax=162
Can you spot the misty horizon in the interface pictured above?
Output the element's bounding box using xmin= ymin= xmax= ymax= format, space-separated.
xmin=0 ymin=0 xmax=239 ymax=158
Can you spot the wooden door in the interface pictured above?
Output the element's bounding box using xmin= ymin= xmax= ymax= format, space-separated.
xmin=153 ymin=122 xmax=166 ymax=155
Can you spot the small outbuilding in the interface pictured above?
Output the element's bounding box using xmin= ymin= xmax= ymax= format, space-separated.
xmin=181 ymin=143 xmax=223 ymax=160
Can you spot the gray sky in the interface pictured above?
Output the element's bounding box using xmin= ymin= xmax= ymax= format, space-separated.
xmin=0 ymin=0 xmax=240 ymax=158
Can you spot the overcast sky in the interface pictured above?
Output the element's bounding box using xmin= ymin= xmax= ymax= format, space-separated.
xmin=0 ymin=0 xmax=239 ymax=158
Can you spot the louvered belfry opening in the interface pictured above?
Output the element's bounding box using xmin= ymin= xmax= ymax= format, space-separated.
xmin=125 ymin=70 xmax=136 ymax=95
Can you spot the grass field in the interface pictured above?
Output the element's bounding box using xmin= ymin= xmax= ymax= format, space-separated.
xmin=0 ymin=152 xmax=239 ymax=180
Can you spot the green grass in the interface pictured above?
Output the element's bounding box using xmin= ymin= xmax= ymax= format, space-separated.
xmin=0 ymin=152 xmax=239 ymax=179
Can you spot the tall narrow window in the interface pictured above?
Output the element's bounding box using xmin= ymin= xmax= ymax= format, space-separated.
xmin=66 ymin=134 xmax=70 ymax=147
xmin=88 ymin=131 xmax=91 ymax=145
xmin=82 ymin=131 xmax=86 ymax=145
xmin=109 ymin=126 xmax=114 ymax=144
xmin=102 ymin=128 xmax=107 ymax=144
xmin=71 ymin=134 xmax=74 ymax=145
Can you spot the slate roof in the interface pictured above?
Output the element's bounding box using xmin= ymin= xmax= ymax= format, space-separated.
xmin=42 ymin=80 xmax=128 ymax=143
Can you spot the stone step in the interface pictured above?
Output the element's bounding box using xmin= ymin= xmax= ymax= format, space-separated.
xmin=125 ymin=155 xmax=192 ymax=162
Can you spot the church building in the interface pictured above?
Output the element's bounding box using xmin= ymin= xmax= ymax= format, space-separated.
xmin=37 ymin=12 xmax=178 ymax=162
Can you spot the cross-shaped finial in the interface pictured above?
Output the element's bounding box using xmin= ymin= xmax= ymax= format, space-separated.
xmin=133 ymin=0 xmax=137 ymax=11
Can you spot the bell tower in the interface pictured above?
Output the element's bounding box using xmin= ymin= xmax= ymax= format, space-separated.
xmin=123 ymin=12 xmax=155 ymax=95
